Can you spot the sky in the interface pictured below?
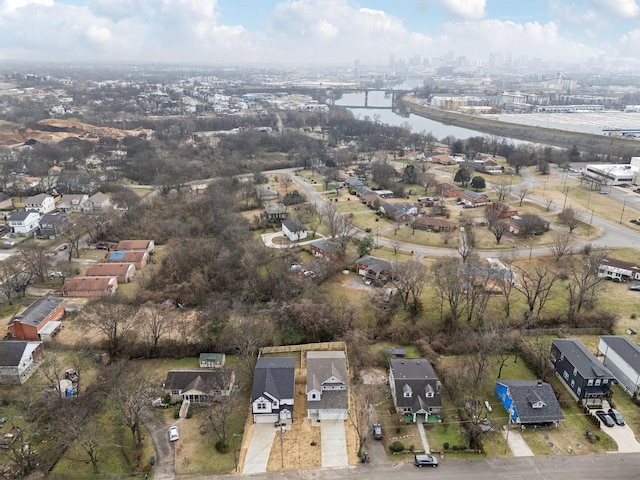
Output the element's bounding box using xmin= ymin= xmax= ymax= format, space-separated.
xmin=1 ymin=0 xmax=639 ymax=67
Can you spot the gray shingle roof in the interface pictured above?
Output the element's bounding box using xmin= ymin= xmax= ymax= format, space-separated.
xmin=164 ymin=369 xmax=232 ymax=394
xmin=552 ymin=338 xmax=614 ymax=379
xmin=600 ymin=336 xmax=640 ymax=373
xmin=0 ymin=341 xmax=34 ymax=367
xmin=251 ymin=357 xmax=295 ymax=403
xmin=498 ymin=380 xmax=564 ymax=424
xmin=390 ymin=358 xmax=441 ymax=411
xmin=306 ymin=351 xmax=348 ymax=411
xmin=8 ymin=296 xmax=64 ymax=329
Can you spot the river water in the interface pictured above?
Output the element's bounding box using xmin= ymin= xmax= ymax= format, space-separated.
xmin=334 ymin=91 xmax=485 ymax=140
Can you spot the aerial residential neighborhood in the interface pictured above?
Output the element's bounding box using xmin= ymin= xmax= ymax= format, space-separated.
xmin=3 ymin=15 xmax=640 ymax=477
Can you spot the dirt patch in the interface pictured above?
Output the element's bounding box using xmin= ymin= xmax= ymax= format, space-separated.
xmin=360 ymin=367 xmax=388 ymax=385
xmin=267 ymin=382 xmax=322 ymax=471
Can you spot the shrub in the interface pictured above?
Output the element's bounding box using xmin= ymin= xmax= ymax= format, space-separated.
xmin=409 ymin=444 xmax=415 ymax=452
xmin=631 ymin=313 xmax=637 ymax=320
xmin=389 ymin=441 xmax=405 ymax=453
xmin=443 ymin=442 xmax=449 ymax=450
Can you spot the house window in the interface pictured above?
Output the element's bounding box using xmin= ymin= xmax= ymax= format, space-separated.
xmin=311 ymin=394 xmax=317 ymax=399
xmin=563 ymin=371 xmax=569 ymax=381
xmin=426 ymin=391 xmax=434 ymax=398
xmin=560 ymin=353 xmax=564 ymax=361
xmin=573 ymin=368 xmax=577 ymax=376
xmin=587 ymin=379 xmax=593 ymax=386
xmin=172 ymin=389 xmax=180 ymax=395
xmin=595 ymin=379 xmax=601 ymax=386
xmin=570 ymin=379 xmax=575 ymax=388
xmin=603 ymin=379 xmax=608 ymax=384
xmin=257 ymin=402 xmax=266 ymax=410
xmin=577 ymin=387 xmax=581 ymax=396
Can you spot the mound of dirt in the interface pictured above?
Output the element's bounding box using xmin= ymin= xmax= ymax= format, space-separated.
xmin=0 ymin=118 xmax=153 ymax=146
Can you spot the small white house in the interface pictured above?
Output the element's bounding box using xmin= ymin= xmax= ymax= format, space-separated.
xmin=8 ymin=211 xmax=41 ymax=234
xmin=281 ymin=219 xmax=307 ymax=242
xmin=306 ymin=351 xmax=348 ymax=421
xmin=598 ymin=336 xmax=640 ymax=397
xmin=24 ymin=193 xmax=55 ymax=214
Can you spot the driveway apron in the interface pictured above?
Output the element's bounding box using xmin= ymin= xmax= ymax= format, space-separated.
xmin=243 ymin=423 xmax=277 ymax=474
xmin=320 ymin=420 xmax=349 ymax=468
xmin=502 ymin=427 xmax=534 ymax=456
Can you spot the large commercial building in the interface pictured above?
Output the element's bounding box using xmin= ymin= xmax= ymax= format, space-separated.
xmin=583 ymin=164 xmax=639 ymax=186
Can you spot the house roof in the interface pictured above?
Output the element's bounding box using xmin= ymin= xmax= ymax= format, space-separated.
xmin=306 ymin=351 xmax=348 ymax=411
xmin=40 ymin=213 xmax=68 ymax=225
xmin=8 ymin=296 xmax=64 ymax=329
xmin=282 ymin=219 xmax=306 ymax=233
xmin=62 ymin=276 xmax=116 ymax=292
xmin=461 ymin=190 xmax=490 ymax=201
xmin=9 ymin=211 xmax=37 ymax=222
xmin=199 ymin=353 xmax=225 ymax=364
xmin=115 ymin=240 xmax=153 ymax=251
xmin=0 ymin=192 xmax=11 ymax=202
xmin=600 ymin=336 xmax=640 ymax=373
xmin=599 ymin=257 xmax=640 ymax=274
xmin=25 ymin=193 xmax=52 ymax=204
xmin=310 ymin=238 xmax=341 ymax=254
xmin=437 ymin=182 xmax=463 ymax=191
xmin=356 ymin=255 xmax=392 ymax=273
xmin=265 ymin=202 xmax=287 ymax=214
xmin=0 ymin=341 xmax=41 ymax=367
xmin=390 ymin=358 xmax=441 ymax=411
xmin=498 ymin=380 xmax=564 ymax=424
xmin=390 ymin=358 xmax=437 ymax=380
xmin=85 ymin=263 xmax=135 ymax=277
xmin=552 ymin=338 xmax=614 ymax=379
xmin=251 ymin=357 xmax=296 ymax=403
xmin=89 ymin=192 xmax=109 ymax=203
xmin=164 ymin=369 xmax=232 ymax=394
xmin=105 ymin=251 xmax=147 ymax=263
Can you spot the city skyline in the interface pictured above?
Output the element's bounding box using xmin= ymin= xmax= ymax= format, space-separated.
xmin=1 ymin=0 xmax=640 ymax=68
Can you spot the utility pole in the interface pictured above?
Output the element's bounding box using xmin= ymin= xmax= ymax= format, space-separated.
xmin=588 ymin=210 xmax=594 ymax=236
xmin=620 ymin=196 xmax=628 ymax=224
xmin=280 ymin=425 xmax=286 ymax=469
xmin=504 ymin=405 xmax=514 ymax=454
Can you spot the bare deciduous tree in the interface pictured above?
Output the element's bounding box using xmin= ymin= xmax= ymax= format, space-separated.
xmin=558 ymin=207 xmax=579 ymax=233
xmin=392 ymin=259 xmax=428 ymax=319
xmin=348 ymin=383 xmax=384 ymax=459
xmin=431 ymin=258 xmax=466 ymax=334
xmin=548 ymin=231 xmax=574 ymax=261
xmin=564 ymin=248 xmax=607 ymax=324
xmin=515 ymin=185 xmax=531 ymax=206
xmin=18 ymin=241 xmax=50 ymax=282
xmin=200 ymin=369 xmax=240 ymax=449
xmin=141 ymin=306 xmax=175 ymax=357
xmin=83 ymin=298 xmax=138 ymax=361
xmin=492 ymin=178 xmax=511 ymax=202
xmin=513 ymin=264 xmax=559 ymax=324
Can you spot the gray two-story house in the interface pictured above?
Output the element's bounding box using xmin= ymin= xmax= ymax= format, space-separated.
xmin=389 ymin=358 xmax=442 ymax=422
xmin=551 ymin=338 xmax=615 ymax=404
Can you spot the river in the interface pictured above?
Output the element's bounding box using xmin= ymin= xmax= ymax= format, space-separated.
xmin=334 ymin=91 xmax=486 ymax=140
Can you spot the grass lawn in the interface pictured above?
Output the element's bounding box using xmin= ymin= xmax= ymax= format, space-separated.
xmin=52 ymin=400 xmax=153 ymax=477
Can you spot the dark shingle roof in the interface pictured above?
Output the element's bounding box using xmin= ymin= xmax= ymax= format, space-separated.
xmin=390 ymin=358 xmax=437 ymax=379
xmin=600 ymin=336 xmax=640 ymax=373
xmin=0 ymin=341 xmax=34 ymax=367
xmin=498 ymin=380 xmax=564 ymax=424
xmin=251 ymin=357 xmax=295 ymax=403
xmin=310 ymin=238 xmax=341 ymax=253
xmin=552 ymin=338 xmax=614 ymax=379
xmin=164 ymin=369 xmax=232 ymax=394
xmin=282 ymin=219 xmax=306 ymax=233
xmin=390 ymin=358 xmax=441 ymax=411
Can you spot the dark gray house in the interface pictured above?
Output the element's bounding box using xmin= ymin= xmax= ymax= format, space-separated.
xmin=551 ymin=338 xmax=615 ymax=404
xmin=38 ymin=212 xmax=70 ymax=238
xmin=251 ymin=357 xmax=295 ymax=424
xmin=389 ymin=358 xmax=442 ymax=422
xmin=495 ymin=380 xmax=564 ymax=428
xmin=164 ymin=369 xmax=235 ymax=404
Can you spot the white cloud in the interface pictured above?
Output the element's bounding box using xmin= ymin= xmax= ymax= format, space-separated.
xmin=1 ymin=0 xmax=53 ymax=14
xmin=436 ymin=19 xmax=598 ymax=62
xmin=86 ymin=25 xmax=112 ymax=44
xmin=266 ymin=0 xmax=431 ymax=63
xmin=438 ymin=0 xmax=486 ymax=20
xmin=591 ymin=0 xmax=640 ymax=18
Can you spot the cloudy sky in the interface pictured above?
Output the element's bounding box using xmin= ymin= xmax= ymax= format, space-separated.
xmin=1 ymin=0 xmax=639 ymax=66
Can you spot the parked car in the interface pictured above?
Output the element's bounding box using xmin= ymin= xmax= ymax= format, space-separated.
xmin=608 ymin=408 xmax=625 ymax=426
xmin=169 ymin=425 xmax=179 ymax=442
xmin=65 ymin=369 xmax=79 ymax=383
xmin=629 ymin=285 xmax=640 ymax=291
xmin=49 ymin=271 xmax=64 ymax=278
xmin=373 ymin=423 xmax=382 ymax=440
xmin=58 ymin=244 xmax=68 ymax=251
xmin=95 ymin=242 xmax=109 ymax=250
xmin=596 ymin=410 xmax=615 ymax=427
xmin=414 ymin=454 xmax=438 ymax=467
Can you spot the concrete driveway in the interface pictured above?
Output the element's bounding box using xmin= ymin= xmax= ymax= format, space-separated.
xmin=320 ymin=421 xmax=349 ymax=468
xmin=502 ymin=427 xmax=534 ymax=456
xmin=242 ymin=423 xmax=277 ymax=474
xmin=600 ymin=424 xmax=640 ymax=453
